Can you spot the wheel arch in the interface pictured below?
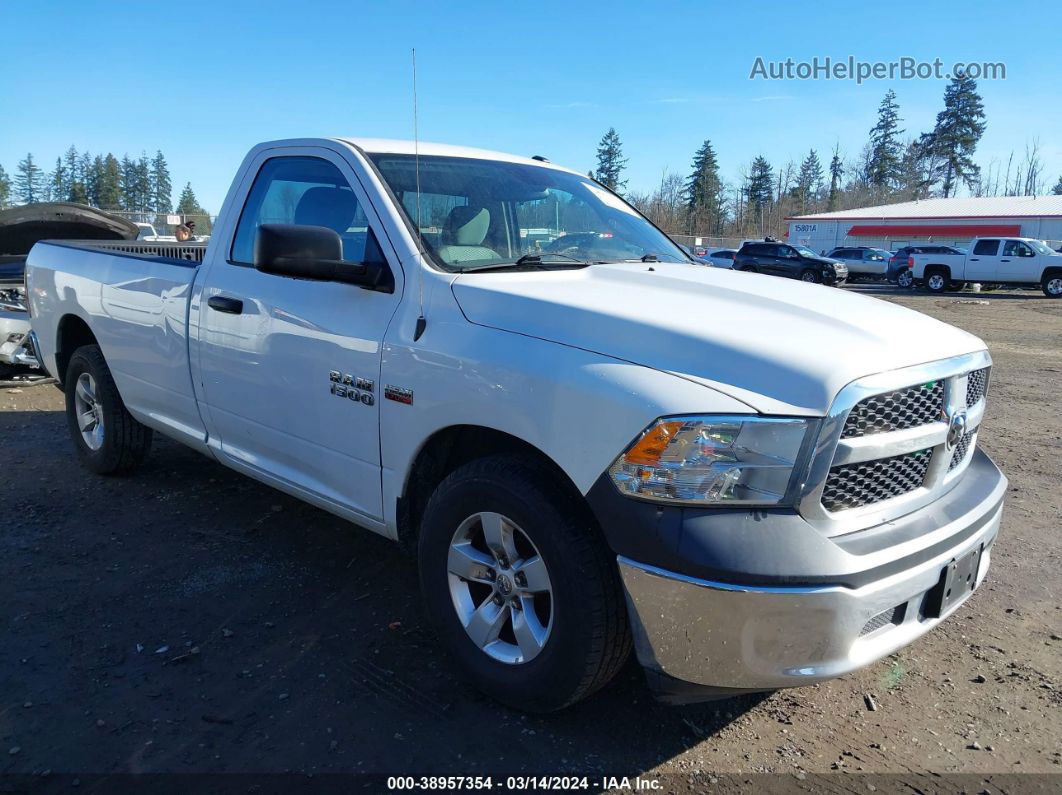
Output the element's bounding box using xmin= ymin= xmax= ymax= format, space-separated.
xmin=55 ymin=313 xmax=99 ymax=388
xmin=396 ymin=424 xmax=588 ymax=553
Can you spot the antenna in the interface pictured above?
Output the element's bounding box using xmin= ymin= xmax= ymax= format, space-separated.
xmin=412 ymin=48 xmax=427 ymax=341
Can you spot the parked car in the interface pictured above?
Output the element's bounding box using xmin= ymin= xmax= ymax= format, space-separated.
xmin=909 ymin=237 xmax=1062 ymax=296
xmin=26 ymin=137 xmax=1005 ymax=711
xmin=826 ymin=246 xmax=891 ymax=279
xmin=705 ymin=248 xmax=736 ymax=268
xmin=887 ymin=245 xmax=964 ymax=288
xmin=677 ymin=244 xmax=712 ymax=266
xmin=734 ymin=240 xmax=848 ymax=284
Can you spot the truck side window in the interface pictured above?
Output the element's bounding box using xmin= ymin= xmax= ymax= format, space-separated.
xmin=1002 ymin=240 xmax=1034 ymax=257
xmin=972 ymin=239 xmax=1000 ymax=256
xmin=231 ymin=156 xmax=380 ymax=266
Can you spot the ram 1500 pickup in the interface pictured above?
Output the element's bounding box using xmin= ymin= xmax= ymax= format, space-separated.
xmin=910 ymin=236 xmax=1062 ymax=296
xmin=26 ymin=138 xmax=1007 ymax=711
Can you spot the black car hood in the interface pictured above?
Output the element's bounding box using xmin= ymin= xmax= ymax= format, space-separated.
xmin=0 ymin=203 xmax=138 ymax=256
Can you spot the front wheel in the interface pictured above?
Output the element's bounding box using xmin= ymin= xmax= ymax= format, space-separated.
xmin=800 ymin=269 xmax=821 ymax=284
xmin=64 ymin=345 xmax=153 ymax=474
xmin=418 ymin=455 xmax=631 ymax=712
xmin=896 ymin=268 xmax=914 ymax=289
xmin=1043 ymin=273 xmax=1062 ymax=298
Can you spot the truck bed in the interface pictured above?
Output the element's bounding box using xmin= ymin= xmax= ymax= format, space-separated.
xmin=26 ymin=239 xmax=210 ymax=447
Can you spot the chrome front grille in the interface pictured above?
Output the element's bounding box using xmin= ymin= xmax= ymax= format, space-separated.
xmin=949 ymin=430 xmax=974 ymax=471
xmin=841 ymin=380 xmax=944 ymax=438
xmin=799 ymin=352 xmax=992 ymax=530
xmin=822 ymin=449 xmax=934 ymax=512
xmin=965 ymin=367 xmax=990 ymax=408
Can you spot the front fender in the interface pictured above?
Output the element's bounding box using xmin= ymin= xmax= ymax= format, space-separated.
xmin=378 ymin=318 xmax=752 ymax=538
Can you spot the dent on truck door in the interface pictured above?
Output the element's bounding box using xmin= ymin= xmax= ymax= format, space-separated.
xmin=195 ymin=152 xmax=401 ymax=522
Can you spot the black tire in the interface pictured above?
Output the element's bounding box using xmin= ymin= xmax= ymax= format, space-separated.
xmin=64 ymin=345 xmax=152 ymax=475
xmin=739 ymin=265 xmax=757 ymax=273
xmin=1043 ymin=271 xmax=1062 ymax=298
xmin=923 ymin=268 xmax=950 ymax=294
xmin=799 ymin=269 xmax=821 ymax=284
xmin=418 ymin=454 xmax=631 ymax=712
xmin=896 ymin=268 xmax=914 ymax=289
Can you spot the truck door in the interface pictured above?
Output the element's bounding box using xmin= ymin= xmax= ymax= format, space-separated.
xmin=194 ymin=150 xmax=402 ymax=523
xmin=999 ymin=239 xmax=1040 ymax=283
xmin=966 ymin=239 xmax=1001 ymax=281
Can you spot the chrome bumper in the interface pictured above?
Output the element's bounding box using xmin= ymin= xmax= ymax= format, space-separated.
xmin=618 ymin=469 xmax=1004 ymax=691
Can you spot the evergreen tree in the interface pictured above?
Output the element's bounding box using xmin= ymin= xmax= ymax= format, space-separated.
xmin=176 ymin=182 xmax=202 ymax=214
xmin=924 ymin=73 xmax=986 ymax=197
xmin=827 ymin=144 xmax=844 ymax=210
xmin=1052 ymin=176 xmax=1062 ymax=195
xmin=85 ymin=154 xmax=103 ymax=206
xmin=15 ymin=153 xmax=43 ymax=204
xmin=150 ymin=150 xmax=172 ymax=212
xmin=176 ymin=182 xmax=212 ymax=232
xmin=49 ymin=157 xmax=67 ymax=203
xmin=63 ymin=146 xmax=80 ymax=196
xmin=134 ymin=154 xmax=152 ymax=211
xmin=794 ymin=149 xmax=824 ymax=211
xmin=0 ymin=164 xmax=11 ymax=209
xmin=592 ymin=128 xmax=628 ymax=193
xmin=98 ymin=154 xmax=122 ymax=209
xmin=867 ymin=89 xmax=904 ymax=190
xmin=685 ymin=139 xmax=725 ymax=233
xmin=120 ymin=155 xmax=136 ymax=210
xmin=746 ymin=156 xmax=773 ymax=212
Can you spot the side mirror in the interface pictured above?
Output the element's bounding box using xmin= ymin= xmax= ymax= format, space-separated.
xmin=253 ymin=224 xmax=389 ymax=290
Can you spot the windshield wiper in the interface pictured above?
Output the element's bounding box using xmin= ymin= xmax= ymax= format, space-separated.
xmin=456 ymin=253 xmax=591 ymax=273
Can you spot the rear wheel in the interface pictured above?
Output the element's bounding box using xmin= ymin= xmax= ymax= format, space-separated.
xmin=1043 ymin=272 xmax=1062 ymax=298
xmin=896 ymin=268 xmax=914 ymax=289
xmin=799 ymin=269 xmax=821 ymax=284
xmin=924 ymin=269 xmax=949 ymax=294
xmin=418 ymin=454 xmax=630 ymax=712
xmin=739 ymin=265 xmax=757 ymax=273
xmin=64 ymin=345 xmax=153 ymax=474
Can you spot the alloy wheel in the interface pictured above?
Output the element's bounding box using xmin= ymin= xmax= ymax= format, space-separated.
xmin=73 ymin=372 xmax=105 ymax=450
xmin=1047 ymin=277 xmax=1062 ymax=296
xmin=447 ymin=511 xmax=554 ymax=664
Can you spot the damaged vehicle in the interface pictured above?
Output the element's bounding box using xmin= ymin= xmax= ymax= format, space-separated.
xmin=0 ymin=203 xmax=139 ymax=379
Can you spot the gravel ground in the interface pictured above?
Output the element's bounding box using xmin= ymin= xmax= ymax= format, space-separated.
xmin=1 ymin=285 xmax=1059 ymax=785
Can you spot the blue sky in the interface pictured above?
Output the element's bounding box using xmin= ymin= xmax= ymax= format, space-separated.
xmin=3 ymin=0 xmax=1060 ymax=213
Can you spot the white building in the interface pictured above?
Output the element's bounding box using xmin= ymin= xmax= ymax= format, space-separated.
xmin=787 ymin=196 xmax=1062 ymax=254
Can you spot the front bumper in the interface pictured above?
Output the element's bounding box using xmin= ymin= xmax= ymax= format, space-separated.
xmin=0 ymin=312 xmax=39 ymax=368
xmin=613 ymin=450 xmax=1005 ymax=694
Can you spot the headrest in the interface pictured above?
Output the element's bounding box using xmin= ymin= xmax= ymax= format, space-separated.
xmin=445 ymin=206 xmax=490 ymax=246
xmin=294 ymin=187 xmax=357 ymax=233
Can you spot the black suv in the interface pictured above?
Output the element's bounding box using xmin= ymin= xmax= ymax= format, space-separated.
xmin=733 ymin=241 xmax=847 ymax=285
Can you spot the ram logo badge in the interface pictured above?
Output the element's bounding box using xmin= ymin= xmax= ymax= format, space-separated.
xmin=329 ymin=371 xmax=374 ymax=406
xmin=384 ymin=385 xmax=414 ymax=405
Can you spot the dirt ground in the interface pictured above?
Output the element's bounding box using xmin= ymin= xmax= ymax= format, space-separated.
xmin=1 ymin=285 xmax=1059 ymax=787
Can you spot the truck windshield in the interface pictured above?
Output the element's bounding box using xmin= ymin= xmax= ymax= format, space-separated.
xmin=1027 ymin=239 xmax=1057 ymax=256
xmin=368 ymin=154 xmax=688 ymax=271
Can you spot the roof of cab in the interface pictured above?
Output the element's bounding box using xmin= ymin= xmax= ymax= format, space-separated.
xmin=337 ymin=137 xmax=575 ymax=172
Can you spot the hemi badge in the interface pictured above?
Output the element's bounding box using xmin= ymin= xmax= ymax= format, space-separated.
xmin=384 ymin=385 xmax=414 ymax=405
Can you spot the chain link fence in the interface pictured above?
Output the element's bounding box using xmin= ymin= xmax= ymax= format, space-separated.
xmin=104 ymin=209 xmax=216 ymax=238
xmin=667 ymin=234 xmax=746 ymax=253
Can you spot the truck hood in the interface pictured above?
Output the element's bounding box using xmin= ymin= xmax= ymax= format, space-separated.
xmin=451 ymin=262 xmax=986 ymax=415
xmin=0 ymin=203 xmax=138 ymax=256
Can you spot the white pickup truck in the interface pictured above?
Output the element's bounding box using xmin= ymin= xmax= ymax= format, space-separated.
xmin=26 ymin=138 xmax=1007 ymax=711
xmin=909 ymin=236 xmax=1062 ymax=296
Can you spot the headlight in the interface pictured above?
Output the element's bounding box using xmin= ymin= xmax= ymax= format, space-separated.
xmin=608 ymin=416 xmax=809 ymax=506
